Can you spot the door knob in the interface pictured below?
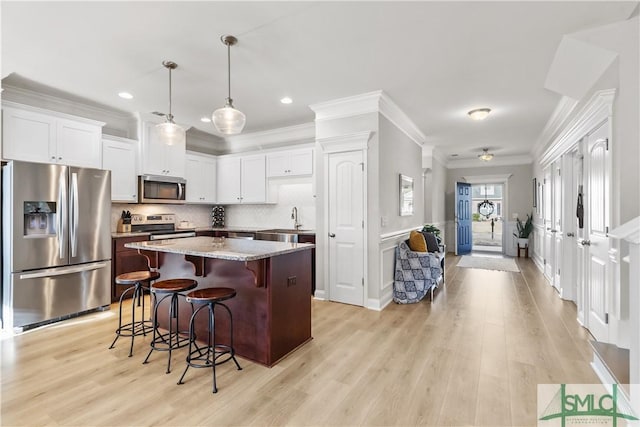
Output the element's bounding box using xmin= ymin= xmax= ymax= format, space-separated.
xmin=551 ymin=229 xmax=557 ymax=233
xmin=566 ymin=232 xmax=575 ymax=237
xmin=580 ymin=239 xmax=591 ymax=246
xmin=329 ymin=233 xmax=336 ymax=238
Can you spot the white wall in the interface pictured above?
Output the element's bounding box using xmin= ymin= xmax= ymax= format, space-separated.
xmin=424 ymin=155 xmax=447 ymax=239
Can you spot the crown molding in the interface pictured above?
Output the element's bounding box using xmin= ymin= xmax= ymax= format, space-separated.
xmin=309 ymin=91 xmax=382 ymax=122
xmin=2 ymin=84 xmax=133 ymax=122
xmin=447 ymin=155 xmax=533 ymax=169
xmin=309 ymin=90 xmax=426 ymax=147
xmin=462 ymin=174 xmax=513 ymax=184
xmin=317 ymin=131 xmax=373 ymax=154
xmin=540 ymin=88 xmax=615 ymax=167
xmin=2 ymin=100 xmax=106 ymax=127
xmin=378 ymin=92 xmax=427 ymax=146
xmin=224 ymin=122 xmax=315 ymax=148
xmin=532 ymin=95 xmax=579 ymax=159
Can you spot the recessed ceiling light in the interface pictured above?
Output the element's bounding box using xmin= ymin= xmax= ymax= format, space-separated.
xmin=468 ymin=108 xmax=491 ymax=121
xmin=200 ymin=117 xmax=212 ymax=123
xmin=280 ymin=97 xmax=293 ymax=104
xmin=118 ymin=92 xmax=133 ymax=100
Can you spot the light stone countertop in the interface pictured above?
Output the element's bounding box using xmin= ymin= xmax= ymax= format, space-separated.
xmin=125 ymin=236 xmax=314 ymax=262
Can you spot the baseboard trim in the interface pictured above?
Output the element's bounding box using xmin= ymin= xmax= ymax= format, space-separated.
xmin=366 ymin=295 xmax=392 ymax=311
xmin=313 ymin=290 xmax=326 ymax=300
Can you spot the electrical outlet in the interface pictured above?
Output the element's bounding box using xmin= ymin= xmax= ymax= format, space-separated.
xmin=287 ymin=276 xmax=297 ymax=287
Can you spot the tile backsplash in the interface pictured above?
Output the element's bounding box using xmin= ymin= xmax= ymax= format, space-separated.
xmin=111 ymin=181 xmax=316 ymax=231
xmin=225 ymin=182 xmax=316 ymax=230
xmin=111 ymin=203 xmax=213 ymax=231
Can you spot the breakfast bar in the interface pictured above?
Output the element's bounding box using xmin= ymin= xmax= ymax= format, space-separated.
xmin=125 ymin=236 xmax=314 ymax=367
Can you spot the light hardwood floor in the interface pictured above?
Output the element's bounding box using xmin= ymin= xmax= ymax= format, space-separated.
xmin=1 ymin=255 xmax=599 ymax=426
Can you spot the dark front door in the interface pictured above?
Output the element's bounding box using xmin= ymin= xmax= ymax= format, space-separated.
xmin=456 ymin=182 xmax=472 ymax=255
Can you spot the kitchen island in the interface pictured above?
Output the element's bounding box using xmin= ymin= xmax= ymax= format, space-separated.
xmin=125 ymin=236 xmax=314 ymax=367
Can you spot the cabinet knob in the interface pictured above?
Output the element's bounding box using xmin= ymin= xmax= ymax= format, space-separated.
xmin=51 ymin=156 xmax=56 ymax=160
xmin=58 ymin=157 xmax=62 ymax=160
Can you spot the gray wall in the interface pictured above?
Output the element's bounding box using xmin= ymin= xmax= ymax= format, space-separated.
xmin=445 ymin=164 xmax=534 ymax=222
xmin=424 ymin=155 xmax=447 ymax=227
xmin=378 ymin=116 xmax=424 ymax=233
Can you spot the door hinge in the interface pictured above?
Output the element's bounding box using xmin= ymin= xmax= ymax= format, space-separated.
xmin=558 ymin=169 xmax=561 ymax=176
xmin=362 ymin=277 xmax=364 ymax=287
xmin=360 ymin=162 xmax=364 ymax=171
xmin=605 ymin=226 xmax=609 ymax=236
xmin=362 ymin=220 xmax=364 ymax=228
xmin=605 ymin=313 xmax=609 ymax=324
xmin=544 ymin=258 xmax=546 ymax=265
xmin=605 ymin=138 xmax=609 ymax=151
xmin=557 ymin=268 xmax=560 ymax=275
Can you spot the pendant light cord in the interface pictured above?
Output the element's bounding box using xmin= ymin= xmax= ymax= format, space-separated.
xmin=227 ymin=41 xmax=232 ymax=102
xmin=168 ymin=66 xmax=172 ymax=118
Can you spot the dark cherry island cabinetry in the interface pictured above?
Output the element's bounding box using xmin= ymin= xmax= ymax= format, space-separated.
xmin=111 ymin=235 xmax=150 ymax=302
xmin=126 ymin=236 xmax=314 ymax=367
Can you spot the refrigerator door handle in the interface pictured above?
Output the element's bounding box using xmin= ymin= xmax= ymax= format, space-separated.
xmin=70 ymin=172 xmax=79 ymax=257
xmin=19 ymin=261 xmax=109 ymax=280
xmin=58 ymin=170 xmax=67 ymax=259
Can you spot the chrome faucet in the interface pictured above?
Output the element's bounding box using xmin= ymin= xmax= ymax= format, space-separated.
xmin=291 ymin=207 xmax=302 ymax=230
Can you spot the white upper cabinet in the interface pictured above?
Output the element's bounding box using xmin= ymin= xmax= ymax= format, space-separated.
xmin=185 ymin=152 xmax=216 ymax=204
xmin=140 ymin=121 xmax=186 ymax=178
xmin=216 ymin=154 xmax=266 ymax=204
xmin=102 ymin=136 xmax=138 ymax=203
xmin=2 ymin=103 xmax=104 ymax=168
xmin=266 ymin=147 xmax=313 ymax=177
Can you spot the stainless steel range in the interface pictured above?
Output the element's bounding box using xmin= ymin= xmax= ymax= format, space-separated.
xmin=131 ymin=213 xmax=196 ymax=240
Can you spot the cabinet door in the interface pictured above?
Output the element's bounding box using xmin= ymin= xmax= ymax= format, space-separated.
xmin=266 ymin=152 xmax=290 ymax=177
xmin=201 ymin=157 xmax=217 ymax=202
xmin=164 ymin=137 xmax=186 ymax=178
xmin=241 ymin=154 xmax=266 ymax=203
xmin=2 ymin=106 xmax=56 ymax=163
xmin=56 ymin=119 xmax=102 ymax=168
xmin=141 ymin=122 xmax=167 ymax=176
xmin=185 ymin=155 xmax=203 ymax=202
xmin=103 ymin=138 xmax=138 ymax=202
xmin=290 ymin=149 xmax=313 ymax=176
xmin=217 ymin=157 xmax=241 ymax=203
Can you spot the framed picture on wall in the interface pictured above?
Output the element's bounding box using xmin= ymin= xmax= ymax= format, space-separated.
xmin=399 ymin=174 xmax=414 ymax=216
xmin=532 ymin=178 xmax=537 ymax=208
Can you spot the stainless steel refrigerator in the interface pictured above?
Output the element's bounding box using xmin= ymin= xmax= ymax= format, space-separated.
xmin=2 ymin=161 xmax=112 ymax=331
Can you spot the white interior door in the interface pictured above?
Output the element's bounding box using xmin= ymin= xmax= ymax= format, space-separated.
xmin=585 ymin=121 xmax=610 ymax=342
xmin=328 ymin=150 xmax=364 ymax=306
xmin=543 ymin=167 xmax=554 ymax=282
xmin=552 ymin=161 xmax=563 ymax=290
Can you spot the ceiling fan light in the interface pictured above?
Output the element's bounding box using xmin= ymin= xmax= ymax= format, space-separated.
xmin=478 ymin=148 xmax=494 ymax=161
xmin=156 ymin=120 xmax=185 ymax=146
xmin=212 ymin=102 xmax=246 ymax=135
xmin=468 ymin=108 xmax=491 ymax=121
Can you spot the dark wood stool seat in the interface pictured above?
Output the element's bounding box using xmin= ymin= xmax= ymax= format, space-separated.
xmin=115 ymin=270 xmax=160 ymax=286
xmin=185 ymin=287 xmax=236 ymax=303
xmin=178 ymin=287 xmax=242 ymax=393
xmin=151 ymin=278 xmax=198 ymax=294
xmin=143 ymin=278 xmax=198 ymax=373
xmin=109 ymin=270 xmax=160 ymax=357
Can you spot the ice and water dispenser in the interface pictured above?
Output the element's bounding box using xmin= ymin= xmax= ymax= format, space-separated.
xmin=23 ymin=201 xmax=57 ymax=237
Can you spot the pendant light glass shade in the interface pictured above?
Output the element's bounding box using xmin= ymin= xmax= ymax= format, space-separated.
xmin=157 ymin=60 xmax=185 ymax=146
xmin=213 ymin=35 xmax=245 ymax=135
xmin=212 ymin=99 xmax=246 ymax=135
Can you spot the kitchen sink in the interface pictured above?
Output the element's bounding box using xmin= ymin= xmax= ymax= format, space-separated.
xmin=258 ymin=228 xmax=312 ymax=234
xmin=255 ymin=229 xmax=313 ymax=243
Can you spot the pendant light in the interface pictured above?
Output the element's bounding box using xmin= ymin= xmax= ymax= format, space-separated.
xmin=478 ymin=148 xmax=494 ymax=162
xmin=156 ymin=60 xmax=185 ymax=146
xmin=212 ymin=35 xmax=246 ymax=135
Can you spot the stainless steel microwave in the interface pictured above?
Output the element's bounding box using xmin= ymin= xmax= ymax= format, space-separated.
xmin=138 ymin=175 xmax=186 ymax=204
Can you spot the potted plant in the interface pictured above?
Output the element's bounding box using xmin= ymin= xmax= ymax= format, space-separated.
xmin=513 ymin=214 xmax=533 ymax=247
xmin=421 ymin=224 xmax=442 ymax=244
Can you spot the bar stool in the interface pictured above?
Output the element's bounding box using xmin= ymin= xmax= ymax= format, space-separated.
xmin=143 ymin=278 xmax=198 ymax=374
xmin=177 ymin=288 xmax=242 ymax=393
xmin=109 ymin=270 xmax=160 ymax=357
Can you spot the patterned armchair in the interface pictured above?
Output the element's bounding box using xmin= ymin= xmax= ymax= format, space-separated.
xmin=393 ymin=241 xmax=443 ymax=304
